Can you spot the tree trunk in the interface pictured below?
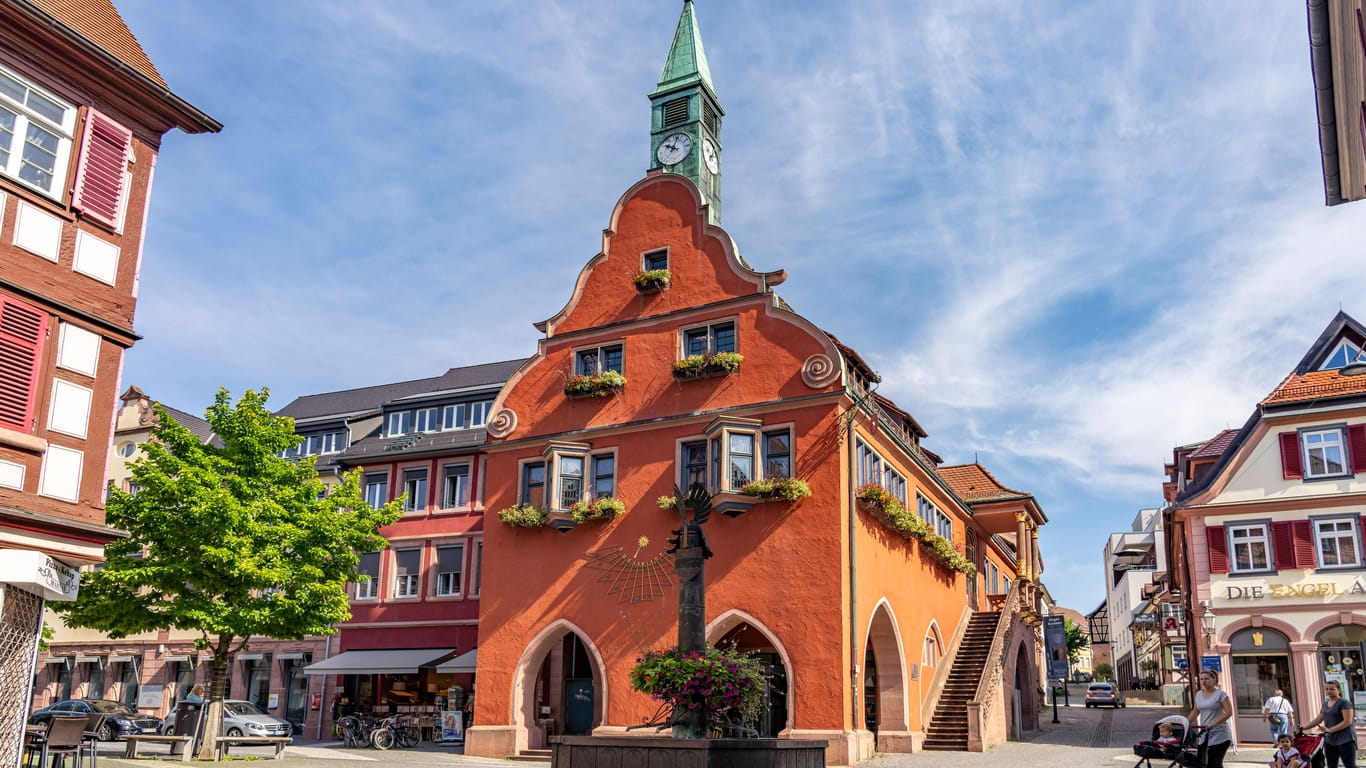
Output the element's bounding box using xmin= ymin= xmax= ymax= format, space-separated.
xmin=195 ymin=637 xmax=235 ymax=760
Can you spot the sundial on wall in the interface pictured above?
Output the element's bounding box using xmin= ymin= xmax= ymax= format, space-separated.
xmin=582 ymin=536 xmax=673 ymax=604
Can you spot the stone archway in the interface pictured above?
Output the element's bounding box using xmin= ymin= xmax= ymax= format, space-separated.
xmin=511 ymin=620 xmax=608 ymax=750
xmin=707 ymin=610 xmax=793 ymax=736
xmin=863 ymin=599 xmax=911 ymax=753
xmin=1003 ymin=636 xmax=1038 ymax=739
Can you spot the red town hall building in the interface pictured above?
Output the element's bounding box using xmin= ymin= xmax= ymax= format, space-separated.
xmin=0 ymin=0 xmax=217 ymax=763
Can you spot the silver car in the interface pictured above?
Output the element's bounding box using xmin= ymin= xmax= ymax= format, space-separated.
xmin=163 ymin=700 xmax=292 ymax=737
xmin=1084 ymin=682 xmax=1126 ymax=708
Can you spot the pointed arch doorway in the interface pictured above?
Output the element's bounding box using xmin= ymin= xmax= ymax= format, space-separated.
xmin=863 ymin=601 xmax=909 ymax=751
xmin=709 ymin=612 xmax=791 ymax=738
xmin=514 ymin=622 xmax=607 ymax=749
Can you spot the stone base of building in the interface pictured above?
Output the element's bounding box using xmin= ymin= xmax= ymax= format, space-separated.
xmin=550 ymin=735 xmax=828 ymax=768
xmin=465 ymin=725 xmax=523 ymax=759
xmin=875 ymin=729 xmax=921 ymax=753
xmin=785 ymin=728 xmax=866 ymax=765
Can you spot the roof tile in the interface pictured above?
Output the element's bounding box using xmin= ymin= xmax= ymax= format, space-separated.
xmin=1259 ymin=368 xmax=1366 ymax=406
xmin=27 ymin=0 xmax=166 ymax=87
xmin=937 ymin=463 xmax=1032 ymax=504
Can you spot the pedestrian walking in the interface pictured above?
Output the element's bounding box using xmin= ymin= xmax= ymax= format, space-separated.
xmin=1189 ymin=670 xmax=1235 ymax=768
xmin=1264 ymin=689 xmax=1295 ymax=741
xmin=1300 ymin=681 xmax=1357 ymax=768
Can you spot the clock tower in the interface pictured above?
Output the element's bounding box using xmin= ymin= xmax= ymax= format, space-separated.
xmin=649 ymin=0 xmax=723 ymax=225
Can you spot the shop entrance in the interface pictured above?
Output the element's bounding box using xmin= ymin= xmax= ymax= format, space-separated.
xmin=282 ymin=656 xmax=310 ymax=734
xmin=1316 ymin=625 xmax=1366 ymax=703
xmin=1228 ymin=628 xmax=1292 ymax=743
xmin=530 ymin=632 xmax=599 ymax=743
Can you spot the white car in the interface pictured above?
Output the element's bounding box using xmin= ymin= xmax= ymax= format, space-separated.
xmin=163 ymin=700 xmax=292 ymax=737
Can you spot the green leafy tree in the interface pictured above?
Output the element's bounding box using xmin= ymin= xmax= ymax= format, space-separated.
xmin=1093 ymin=662 xmax=1113 ymax=682
xmin=1064 ymin=618 xmax=1090 ymax=663
xmin=52 ymin=389 xmax=401 ymax=758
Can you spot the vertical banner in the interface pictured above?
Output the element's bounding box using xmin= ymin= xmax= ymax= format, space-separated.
xmin=1043 ymin=615 xmax=1070 ymax=681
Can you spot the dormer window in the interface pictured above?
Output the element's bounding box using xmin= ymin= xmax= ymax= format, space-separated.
xmin=1321 ymin=339 xmax=1365 ymax=370
xmin=387 ymin=398 xmax=495 ymax=437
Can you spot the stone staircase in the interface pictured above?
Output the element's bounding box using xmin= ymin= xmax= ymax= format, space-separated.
xmin=509 ymin=747 xmax=552 ymax=762
xmin=923 ymin=612 xmax=999 ymax=751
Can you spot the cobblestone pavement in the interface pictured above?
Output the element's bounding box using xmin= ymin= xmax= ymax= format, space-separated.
xmin=82 ymin=705 xmax=1294 ymax=768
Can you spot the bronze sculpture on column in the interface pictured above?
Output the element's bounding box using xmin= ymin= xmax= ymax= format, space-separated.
xmin=665 ymin=484 xmax=713 ymax=739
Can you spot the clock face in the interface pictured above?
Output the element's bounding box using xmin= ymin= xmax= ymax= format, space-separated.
xmin=702 ymin=139 xmax=719 ymax=174
xmin=656 ymin=133 xmax=692 ymax=166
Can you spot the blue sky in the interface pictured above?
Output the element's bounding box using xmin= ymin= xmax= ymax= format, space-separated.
xmin=116 ymin=1 xmax=1366 ymax=614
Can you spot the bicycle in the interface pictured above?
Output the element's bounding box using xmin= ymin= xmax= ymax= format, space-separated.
xmin=370 ymin=715 xmax=421 ymax=750
xmin=336 ymin=714 xmax=377 ymax=748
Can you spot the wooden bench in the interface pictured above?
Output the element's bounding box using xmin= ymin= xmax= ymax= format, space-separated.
xmin=215 ymin=735 xmax=292 ymax=759
xmin=122 ymin=734 xmax=194 ymax=761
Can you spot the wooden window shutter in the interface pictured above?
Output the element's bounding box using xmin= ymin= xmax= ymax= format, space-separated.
xmin=1292 ymin=520 xmax=1316 ymax=568
xmin=1206 ymin=525 xmax=1228 ymax=574
xmin=1348 ymin=424 xmax=1366 ymax=474
xmin=0 ymin=296 xmax=48 ymax=433
xmin=1271 ymin=521 xmax=1295 ymax=570
xmin=72 ymin=108 xmax=132 ymax=230
xmin=1279 ymin=431 xmax=1303 ymax=479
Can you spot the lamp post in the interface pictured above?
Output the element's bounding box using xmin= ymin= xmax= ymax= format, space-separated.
xmin=1200 ymin=605 xmax=1216 ymax=648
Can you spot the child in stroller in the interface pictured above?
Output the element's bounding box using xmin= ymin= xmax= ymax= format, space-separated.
xmin=1135 ymin=715 xmax=1195 ymax=768
xmin=1270 ymin=733 xmax=1305 ymax=768
xmin=1288 ymin=730 xmax=1326 ymax=768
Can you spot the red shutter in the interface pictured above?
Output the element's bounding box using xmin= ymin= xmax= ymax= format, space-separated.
xmin=0 ymin=296 xmax=47 ymax=433
xmin=1292 ymin=520 xmax=1316 ymax=568
xmin=1279 ymin=432 xmax=1303 ymax=479
xmin=71 ymin=108 xmax=131 ymax=230
xmin=1348 ymin=424 xmax=1366 ymax=474
xmin=1272 ymin=521 xmax=1295 ymax=570
xmin=1206 ymin=525 xmax=1228 ymax=574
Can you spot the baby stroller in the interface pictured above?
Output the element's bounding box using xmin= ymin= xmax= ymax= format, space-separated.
xmin=1287 ymin=731 xmax=1326 ymax=768
xmin=1134 ymin=715 xmax=1194 ymax=768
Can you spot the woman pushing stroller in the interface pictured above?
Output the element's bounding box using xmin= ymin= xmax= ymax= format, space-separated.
xmin=1299 ymin=681 xmax=1357 ymax=768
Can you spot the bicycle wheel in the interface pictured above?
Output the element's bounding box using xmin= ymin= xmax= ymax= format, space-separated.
xmin=372 ymin=728 xmax=395 ymax=750
xmin=399 ymin=728 xmax=420 ymax=748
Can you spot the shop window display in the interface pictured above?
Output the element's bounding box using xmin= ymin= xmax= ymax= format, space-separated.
xmin=1317 ymin=625 xmax=1366 ymax=703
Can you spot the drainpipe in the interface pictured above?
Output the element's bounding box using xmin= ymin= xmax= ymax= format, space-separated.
xmin=845 ymin=380 xmax=878 ymax=736
xmin=315 ymin=633 xmax=331 ymax=740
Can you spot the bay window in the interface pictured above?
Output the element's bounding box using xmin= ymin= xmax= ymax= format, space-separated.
xmin=677 ymin=420 xmax=794 ymax=495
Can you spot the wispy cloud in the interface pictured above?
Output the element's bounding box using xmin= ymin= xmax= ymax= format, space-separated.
xmin=117 ymin=0 xmax=1364 ymax=610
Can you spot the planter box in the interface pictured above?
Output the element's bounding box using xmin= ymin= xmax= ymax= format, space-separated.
xmin=672 ymin=364 xmax=736 ymax=381
xmin=564 ymin=386 xmax=622 ymax=400
xmin=635 ymin=278 xmax=670 ymax=294
xmin=551 ymin=735 xmax=827 ymax=768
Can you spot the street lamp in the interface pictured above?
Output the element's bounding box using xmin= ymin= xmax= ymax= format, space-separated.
xmin=1200 ymin=605 xmax=1217 ymax=645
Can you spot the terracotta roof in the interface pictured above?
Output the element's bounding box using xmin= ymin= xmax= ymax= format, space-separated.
xmin=1259 ymin=368 xmax=1366 ymax=406
xmin=936 ymin=463 xmax=1032 ymax=504
xmin=26 ymin=0 xmax=166 ymax=87
xmin=1189 ymin=428 xmax=1239 ymax=460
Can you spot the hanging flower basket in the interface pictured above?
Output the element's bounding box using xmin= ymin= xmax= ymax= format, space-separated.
xmin=564 ymin=370 xmax=626 ymax=399
xmin=672 ymin=352 xmax=743 ymax=380
xmin=634 ymin=269 xmax=672 ymax=294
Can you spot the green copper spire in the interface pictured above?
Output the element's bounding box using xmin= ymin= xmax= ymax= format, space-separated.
xmin=649 ymin=0 xmax=724 ymax=224
xmin=652 ymin=0 xmax=716 ymax=101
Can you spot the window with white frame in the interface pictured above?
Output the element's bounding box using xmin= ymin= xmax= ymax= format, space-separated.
xmin=386 ymin=411 xmax=414 ymax=437
xmin=1302 ymin=428 xmax=1348 ymax=478
xmin=917 ymin=493 xmax=938 ymax=526
xmin=394 ymin=549 xmax=421 ymax=597
xmin=320 ymin=431 xmax=345 ymax=454
xmin=1315 ymin=518 xmax=1361 ymax=568
xmin=471 ymin=400 xmax=491 ymax=426
xmin=414 ymin=407 xmax=440 ymax=433
xmin=557 ymin=455 xmax=584 ymax=509
xmin=1229 ymin=523 xmax=1272 ymax=573
xmin=363 ymin=472 xmax=388 ymax=509
xmin=435 ymin=543 xmax=465 ymax=596
xmin=1161 ymin=603 xmax=1183 ymax=623
xmin=442 ymin=463 xmax=470 ymax=509
xmin=355 ymin=551 xmax=380 ymax=599
xmin=0 ymin=65 xmax=76 ymax=198
xmin=1321 ymin=339 xmax=1365 ymax=370
xmin=1170 ymin=645 xmax=1187 ymax=670
xmin=682 ymin=320 xmax=737 ymax=357
xmin=680 ymin=425 xmax=792 ymax=494
xmin=575 ymin=344 xmax=623 ymax=377
xmin=401 ymin=468 xmax=427 ymax=512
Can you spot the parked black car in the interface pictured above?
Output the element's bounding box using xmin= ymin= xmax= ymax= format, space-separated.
xmin=28 ymin=699 xmax=163 ymax=740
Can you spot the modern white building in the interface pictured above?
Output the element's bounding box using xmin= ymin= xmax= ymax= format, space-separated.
xmin=1103 ymin=508 xmax=1167 ymax=690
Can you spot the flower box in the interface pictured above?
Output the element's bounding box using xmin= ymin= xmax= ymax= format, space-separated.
xmin=672 ymin=352 xmax=743 ymax=380
xmin=497 ymin=503 xmax=548 ymax=528
xmin=633 ymin=269 xmax=671 ymax=294
xmin=569 ymin=497 xmax=626 ymax=523
xmin=564 ymin=371 xmax=626 ymax=399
